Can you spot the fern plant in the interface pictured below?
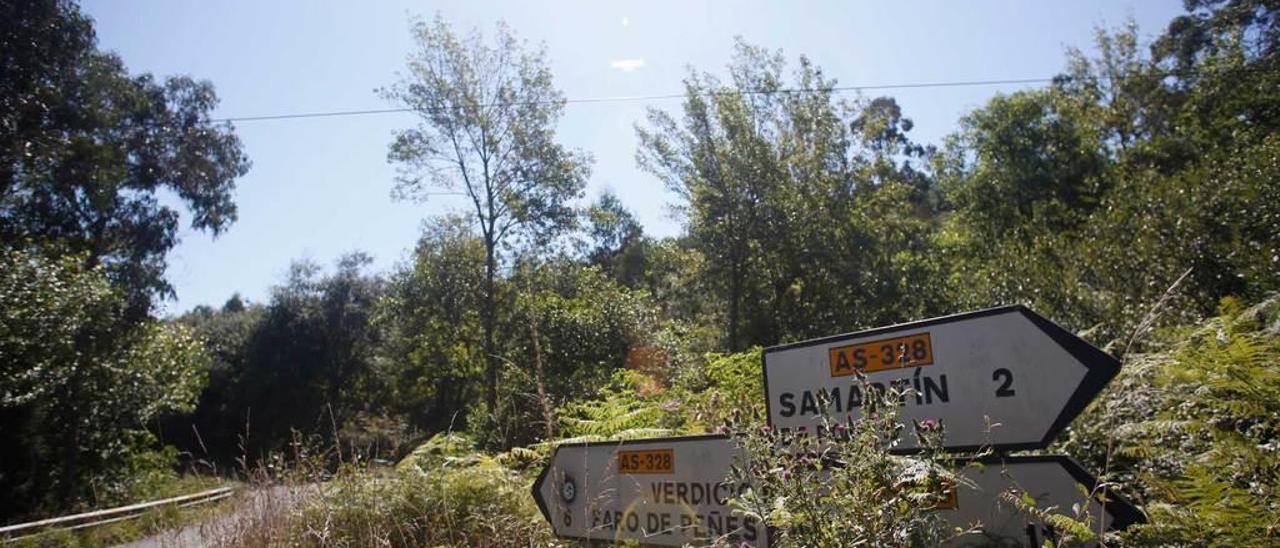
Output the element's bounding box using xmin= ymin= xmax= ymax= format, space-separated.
xmin=555 ymin=369 xmax=684 ymax=443
xmin=1066 ymin=296 xmax=1280 ymax=546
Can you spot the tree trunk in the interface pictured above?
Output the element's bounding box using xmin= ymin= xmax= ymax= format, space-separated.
xmin=729 ymin=257 xmax=742 ymax=352
xmin=483 ymin=241 xmax=498 ymax=419
xmin=56 ymin=367 xmax=83 ymax=507
xmin=523 ymin=266 xmax=556 ymax=439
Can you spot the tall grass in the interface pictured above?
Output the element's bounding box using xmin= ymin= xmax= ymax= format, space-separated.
xmin=204 ymin=433 xmax=557 ymax=547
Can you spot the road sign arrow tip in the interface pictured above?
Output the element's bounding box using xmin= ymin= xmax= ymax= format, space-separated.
xmin=1016 ymin=307 xmax=1123 ymax=447
xmin=531 ymin=455 xmax=554 ymax=527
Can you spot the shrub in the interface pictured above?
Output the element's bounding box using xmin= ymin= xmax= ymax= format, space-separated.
xmin=279 ymin=461 xmax=552 ymax=547
xmin=1062 ymin=295 xmax=1280 ymax=545
xmin=727 ymin=380 xmax=955 ymax=547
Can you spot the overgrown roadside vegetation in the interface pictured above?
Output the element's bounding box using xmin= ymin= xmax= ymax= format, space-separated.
xmin=147 ymin=298 xmax=1279 ymax=546
xmin=3 ymin=0 xmax=1279 ymax=546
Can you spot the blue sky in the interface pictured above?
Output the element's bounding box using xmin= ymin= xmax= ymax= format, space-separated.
xmin=80 ymin=0 xmax=1185 ymax=314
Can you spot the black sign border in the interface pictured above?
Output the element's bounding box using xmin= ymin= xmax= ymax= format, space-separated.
xmin=949 ymin=454 xmax=1145 ymax=531
xmin=760 ymin=305 xmax=1121 ymax=452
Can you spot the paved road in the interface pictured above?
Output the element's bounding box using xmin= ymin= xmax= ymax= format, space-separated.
xmin=118 ymin=484 xmax=314 ymax=548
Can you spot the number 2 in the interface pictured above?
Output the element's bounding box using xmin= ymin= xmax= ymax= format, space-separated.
xmin=993 ymin=368 xmax=1015 ymax=397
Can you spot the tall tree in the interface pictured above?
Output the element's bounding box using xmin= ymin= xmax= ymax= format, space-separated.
xmin=581 ymin=191 xmax=646 ymax=287
xmin=382 ymin=17 xmax=589 ymax=416
xmin=935 ymin=8 xmax=1280 ymax=339
xmin=0 ymin=0 xmax=250 ymax=315
xmin=638 ymin=41 xmax=941 ymax=347
xmin=637 ymin=41 xmax=786 ymax=350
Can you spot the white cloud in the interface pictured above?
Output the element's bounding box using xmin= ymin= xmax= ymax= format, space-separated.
xmin=621 ymin=16 xmax=630 ymax=27
xmin=610 ymin=58 xmax=646 ymax=72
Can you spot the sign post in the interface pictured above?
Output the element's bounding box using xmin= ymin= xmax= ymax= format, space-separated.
xmin=531 ymin=435 xmax=768 ymax=547
xmin=762 ymin=305 xmax=1120 ymax=451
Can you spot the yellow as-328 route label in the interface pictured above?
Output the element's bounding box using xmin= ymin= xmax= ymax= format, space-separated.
xmin=617 ymin=449 xmax=673 ymax=474
xmin=829 ymin=332 xmax=934 ymax=376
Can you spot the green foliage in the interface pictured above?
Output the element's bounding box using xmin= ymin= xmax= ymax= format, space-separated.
xmin=668 ymin=349 xmax=766 ymax=430
xmin=476 ymin=260 xmax=663 ymax=448
xmin=728 ymin=382 xmax=954 ymax=547
xmin=397 ymin=432 xmax=482 ymax=472
xmin=381 ymin=15 xmax=591 ymax=418
xmin=514 ymin=263 xmax=656 ymax=397
xmin=1063 ymin=295 xmax=1280 ymax=545
xmin=1 ymin=249 xmax=122 ymax=408
xmin=1 ymin=0 xmax=245 ymax=520
xmin=997 ymin=487 xmax=1098 ymax=546
xmin=638 ymin=40 xmax=947 ymax=351
xmin=0 ymin=249 xmax=210 ymax=516
xmin=554 ymin=348 xmax=767 ymax=443
xmin=581 ymin=191 xmax=648 ymax=288
xmin=1129 ymin=297 xmax=1280 ymax=545
xmin=176 ymin=254 xmax=386 ymax=464
xmin=259 ymin=462 xmax=552 ymax=547
xmin=939 ymin=89 xmax=1107 ymax=241
xmin=0 ymin=0 xmax=250 ymax=314
xmin=555 ymin=369 xmax=680 ymax=443
xmin=376 ymin=217 xmax=486 ymax=436
xmin=170 ymin=294 xmax=267 ymax=466
xmin=938 ymin=13 xmax=1280 ymax=342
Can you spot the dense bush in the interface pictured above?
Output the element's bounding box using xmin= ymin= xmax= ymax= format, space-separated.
xmin=728 ymin=381 xmax=955 ymax=547
xmin=1063 ymin=295 xmax=1280 ymax=546
xmin=0 ymin=249 xmax=209 ymax=517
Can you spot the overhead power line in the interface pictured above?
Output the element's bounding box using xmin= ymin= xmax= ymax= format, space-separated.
xmin=211 ymin=77 xmax=1056 ymax=123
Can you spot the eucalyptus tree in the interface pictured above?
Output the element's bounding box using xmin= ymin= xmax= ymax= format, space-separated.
xmin=382 ymin=17 xmax=590 ymax=416
xmin=0 ymin=0 xmax=250 ymax=316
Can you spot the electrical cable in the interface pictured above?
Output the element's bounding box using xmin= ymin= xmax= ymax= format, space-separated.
xmin=210 ymin=77 xmax=1057 ymax=123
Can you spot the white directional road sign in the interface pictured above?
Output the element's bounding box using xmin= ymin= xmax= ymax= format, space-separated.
xmin=942 ymin=455 xmax=1143 ymax=546
xmin=763 ymin=305 xmax=1121 ymax=451
xmin=531 ymin=435 xmax=767 ymax=547
xmin=530 ymin=436 xmax=1141 ymax=546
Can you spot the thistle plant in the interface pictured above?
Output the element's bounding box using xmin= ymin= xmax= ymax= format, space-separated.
xmin=724 ymin=375 xmax=958 ymax=547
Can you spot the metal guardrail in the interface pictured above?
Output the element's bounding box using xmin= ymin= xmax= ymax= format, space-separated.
xmin=0 ymin=487 xmax=233 ymax=543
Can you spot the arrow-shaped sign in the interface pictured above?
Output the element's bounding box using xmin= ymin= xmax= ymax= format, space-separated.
xmin=531 ymin=435 xmax=768 ymax=547
xmin=762 ymin=305 xmax=1120 ymax=451
xmin=942 ymin=455 xmax=1143 ymax=545
xmin=530 ymin=436 xmax=1141 ymax=546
